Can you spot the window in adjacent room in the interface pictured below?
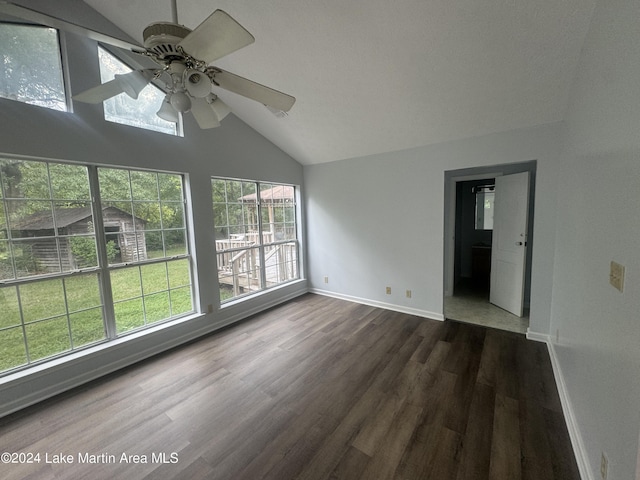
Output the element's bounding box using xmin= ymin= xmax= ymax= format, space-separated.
xmin=474 ymin=184 xmax=495 ymax=230
xmin=212 ymin=178 xmax=299 ymax=303
xmin=98 ymin=47 xmax=178 ymax=135
xmin=0 ymin=157 xmax=194 ymax=375
xmin=0 ymin=23 xmax=67 ymax=111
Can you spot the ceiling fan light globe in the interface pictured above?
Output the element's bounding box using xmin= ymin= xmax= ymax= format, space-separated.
xmin=156 ymin=97 xmax=179 ymax=122
xmin=170 ymin=91 xmax=192 ymax=113
xmin=185 ymin=70 xmax=211 ymax=98
xmin=210 ymin=97 xmax=231 ymax=120
xmin=114 ymin=71 xmax=149 ymax=99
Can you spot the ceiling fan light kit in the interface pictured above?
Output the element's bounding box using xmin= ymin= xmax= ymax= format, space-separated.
xmin=156 ymin=95 xmax=180 ymax=122
xmin=168 ymin=90 xmax=191 ymax=113
xmin=185 ymin=70 xmax=210 ymax=98
xmin=64 ymin=7 xmax=296 ymax=130
xmin=208 ymin=94 xmax=231 ymax=120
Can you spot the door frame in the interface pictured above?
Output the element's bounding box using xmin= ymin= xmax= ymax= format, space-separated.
xmin=444 ymin=171 xmax=502 ymax=297
xmin=443 ymin=162 xmax=536 ymax=303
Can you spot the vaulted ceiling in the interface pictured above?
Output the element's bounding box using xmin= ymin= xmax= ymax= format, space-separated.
xmin=80 ymin=1 xmax=596 ymax=165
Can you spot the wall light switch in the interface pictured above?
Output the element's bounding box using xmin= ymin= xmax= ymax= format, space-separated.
xmin=609 ymin=261 xmax=625 ymax=292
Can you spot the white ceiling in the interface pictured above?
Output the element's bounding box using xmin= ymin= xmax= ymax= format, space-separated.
xmin=83 ymin=0 xmax=597 ymax=165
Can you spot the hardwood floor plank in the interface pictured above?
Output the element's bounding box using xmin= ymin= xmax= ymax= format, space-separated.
xmin=543 ymin=408 xmax=582 ymax=480
xmin=455 ymin=382 xmax=495 ymax=480
xmin=421 ymin=426 xmax=463 ymax=479
xmin=295 ymin=383 xmax=382 ymax=480
xmin=489 ymin=394 xmax=522 ymax=480
xmin=0 ymin=294 xmax=580 ymax=480
xmin=519 ymin=398 xmax=555 ymax=480
xmin=351 ymin=392 xmax=407 ymax=456
xmin=329 ymin=446 xmax=371 ymax=480
xmin=356 ymin=401 xmax=423 ymax=480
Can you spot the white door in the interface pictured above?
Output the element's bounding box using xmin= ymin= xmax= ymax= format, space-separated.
xmin=490 ymin=172 xmax=529 ymax=316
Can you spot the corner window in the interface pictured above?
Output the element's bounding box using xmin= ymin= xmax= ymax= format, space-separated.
xmin=0 ymin=23 xmax=66 ymax=111
xmin=98 ymin=47 xmax=178 ymax=135
xmin=0 ymin=158 xmax=194 ymax=375
xmin=212 ymin=178 xmax=299 ymax=303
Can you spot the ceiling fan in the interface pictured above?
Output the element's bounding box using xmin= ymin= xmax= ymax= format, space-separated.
xmin=0 ymin=1 xmax=296 ymax=129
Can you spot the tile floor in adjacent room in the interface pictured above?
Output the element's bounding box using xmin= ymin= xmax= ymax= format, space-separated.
xmin=444 ymin=279 xmax=529 ymax=334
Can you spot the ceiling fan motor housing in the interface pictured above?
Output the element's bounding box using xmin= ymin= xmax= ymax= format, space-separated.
xmin=143 ymin=22 xmax=192 ymax=63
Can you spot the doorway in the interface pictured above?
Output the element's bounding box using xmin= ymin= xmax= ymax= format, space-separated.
xmin=443 ymin=162 xmax=536 ymax=334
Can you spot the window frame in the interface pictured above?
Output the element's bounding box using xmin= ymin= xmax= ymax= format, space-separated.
xmin=0 ymin=156 xmax=195 ymax=376
xmin=0 ymin=21 xmax=68 ymax=112
xmin=212 ymin=177 xmax=301 ymax=304
xmin=96 ymin=45 xmax=182 ymax=136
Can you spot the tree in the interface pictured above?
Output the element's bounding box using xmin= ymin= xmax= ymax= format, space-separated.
xmin=0 ymin=23 xmax=65 ymax=110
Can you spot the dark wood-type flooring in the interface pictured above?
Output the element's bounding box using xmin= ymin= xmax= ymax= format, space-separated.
xmin=0 ymin=294 xmax=579 ymax=480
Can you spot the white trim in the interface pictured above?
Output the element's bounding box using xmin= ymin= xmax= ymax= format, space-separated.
xmin=309 ymin=288 xmax=445 ymax=321
xmin=525 ymin=329 xmax=549 ymax=343
xmin=544 ymin=338 xmax=593 ymax=480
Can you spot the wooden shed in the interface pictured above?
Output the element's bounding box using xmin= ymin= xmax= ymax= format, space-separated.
xmin=12 ymin=206 xmax=146 ymax=272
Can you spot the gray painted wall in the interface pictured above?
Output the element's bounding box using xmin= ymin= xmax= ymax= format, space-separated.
xmin=550 ymin=0 xmax=640 ymax=477
xmin=304 ymin=123 xmax=561 ymax=330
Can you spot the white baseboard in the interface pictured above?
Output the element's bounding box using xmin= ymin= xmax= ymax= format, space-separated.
xmin=525 ymin=329 xmax=549 ymax=343
xmin=309 ymin=288 xmax=445 ymax=321
xmin=544 ymin=339 xmax=593 ymax=480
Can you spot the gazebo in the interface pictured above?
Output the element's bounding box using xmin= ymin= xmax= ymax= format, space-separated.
xmin=238 ymin=184 xmax=295 ymax=243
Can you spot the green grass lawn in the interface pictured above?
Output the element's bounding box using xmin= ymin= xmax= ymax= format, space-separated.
xmin=0 ymin=255 xmax=193 ymax=373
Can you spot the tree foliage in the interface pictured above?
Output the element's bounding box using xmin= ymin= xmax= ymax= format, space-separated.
xmin=0 ymin=159 xmax=187 ymax=277
xmin=0 ymin=23 xmax=66 ymax=110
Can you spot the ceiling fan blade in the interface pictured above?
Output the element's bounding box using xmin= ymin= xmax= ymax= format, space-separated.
xmin=207 ymin=68 xmax=296 ymax=112
xmin=190 ymin=97 xmax=221 ymax=129
xmin=0 ymin=1 xmax=141 ymax=51
xmin=73 ymin=70 xmax=154 ymax=103
xmin=178 ymin=10 xmax=255 ymax=64
xmin=73 ymin=79 xmax=125 ymax=104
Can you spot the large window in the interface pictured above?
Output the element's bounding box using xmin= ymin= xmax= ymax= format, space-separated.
xmin=0 ymin=23 xmax=66 ymax=111
xmin=212 ymin=178 xmax=299 ymax=303
xmin=98 ymin=168 xmax=192 ymax=333
xmin=0 ymin=158 xmax=193 ymax=375
xmin=98 ymin=47 xmax=177 ymax=135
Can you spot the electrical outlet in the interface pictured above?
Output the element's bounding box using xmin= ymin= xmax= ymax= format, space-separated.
xmin=386 ymin=286 xmax=391 ymax=295
xmin=406 ymin=290 xmax=412 ymax=298
xmin=601 ymin=452 xmax=608 ymax=480
xmin=207 ymin=304 xmax=213 ymax=314
xmin=324 ymin=276 xmax=329 ymax=284
xmin=610 ymin=261 xmax=625 ymax=292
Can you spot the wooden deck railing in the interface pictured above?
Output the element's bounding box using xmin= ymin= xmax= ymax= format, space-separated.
xmin=216 ymin=238 xmax=297 ymax=297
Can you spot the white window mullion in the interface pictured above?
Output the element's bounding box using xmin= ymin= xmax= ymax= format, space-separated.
xmin=256 ymin=183 xmax=267 ymax=290
xmin=88 ymin=166 xmax=117 ymax=339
